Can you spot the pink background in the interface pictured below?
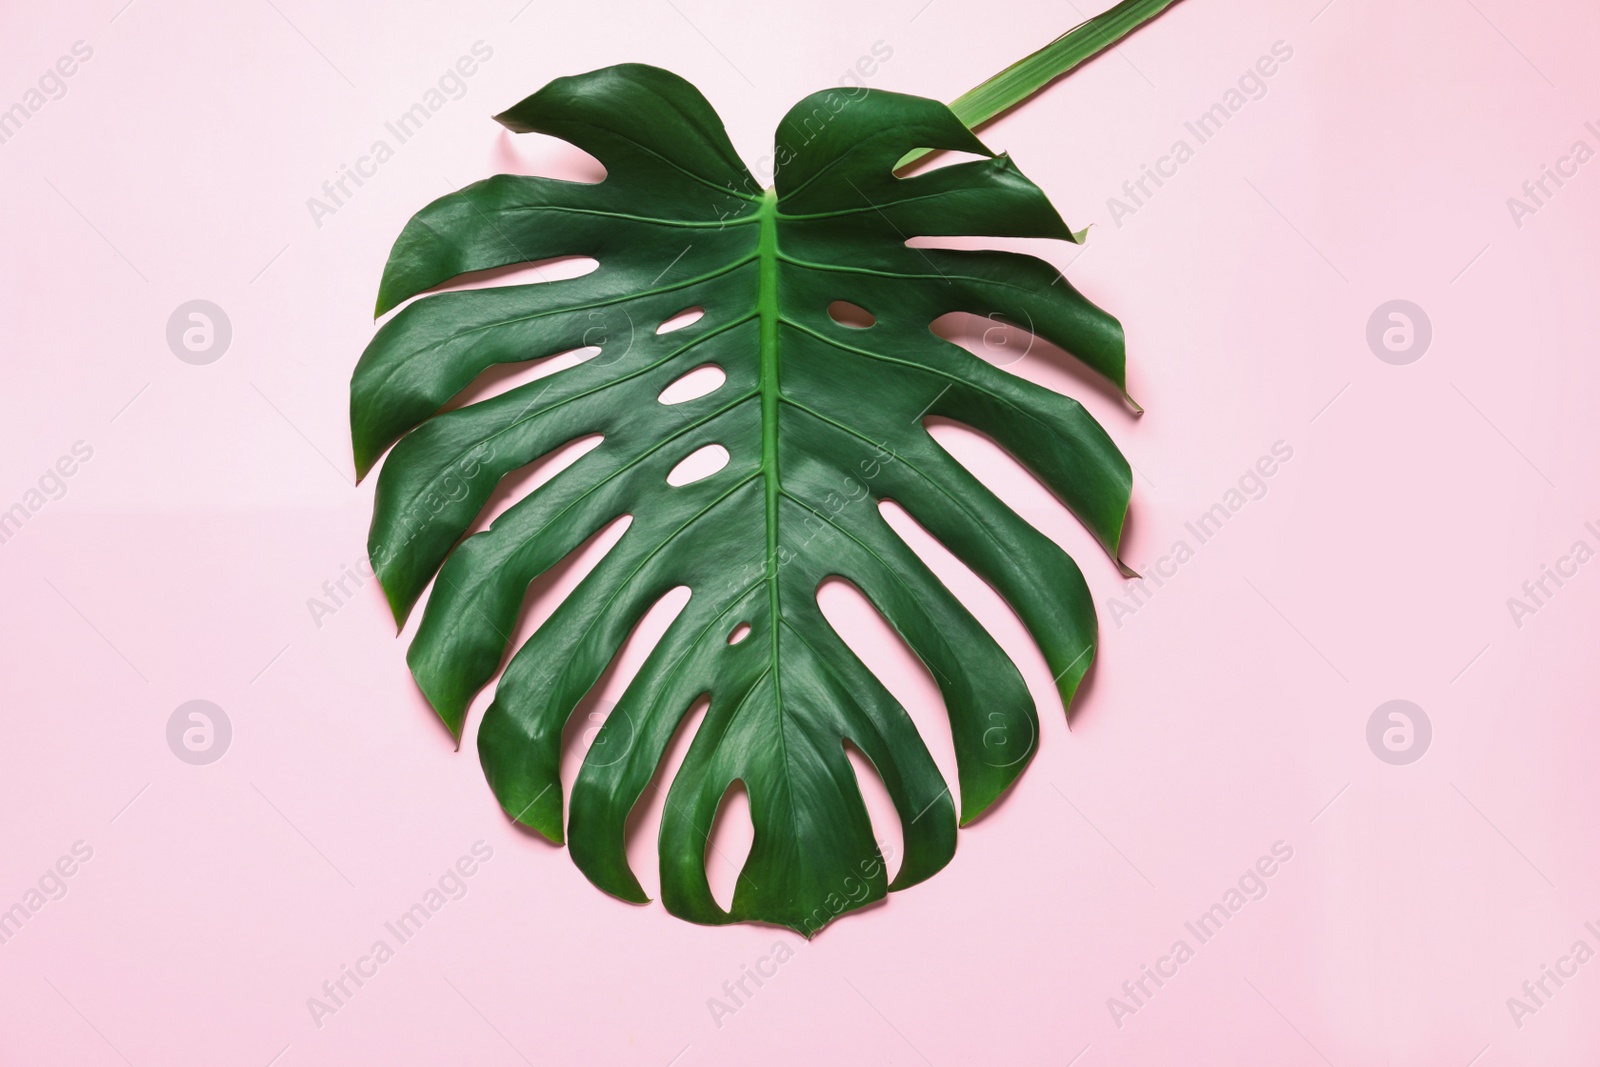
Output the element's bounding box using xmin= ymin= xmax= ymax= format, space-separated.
xmin=3 ymin=0 xmax=1599 ymax=1062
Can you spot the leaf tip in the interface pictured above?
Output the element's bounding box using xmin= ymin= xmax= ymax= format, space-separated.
xmin=382 ymin=579 xmax=415 ymax=632
xmin=433 ymin=703 xmax=467 ymax=746
xmin=373 ymin=288 xmax=403 ymax=320
xmin=514 ymin=797 xmax=565 ymax=845
xmin=512 ymin=807 xmax=564 ymax=845
xmin=492 ymin=101 xmax=543 ymax=135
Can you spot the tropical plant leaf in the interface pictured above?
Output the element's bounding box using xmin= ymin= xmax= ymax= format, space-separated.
xmin=901 ymin=0 xmax=1186 ymax=169
xmin=351 ymin=63 xmax=1134 ymax=935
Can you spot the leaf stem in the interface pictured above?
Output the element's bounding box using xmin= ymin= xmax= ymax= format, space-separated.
xmin=901 ymin=0 xmax=1187 ymax=168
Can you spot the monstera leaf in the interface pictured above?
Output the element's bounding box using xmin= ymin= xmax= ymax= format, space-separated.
xmin=351 ymin=64 xmax=1134 ymax=935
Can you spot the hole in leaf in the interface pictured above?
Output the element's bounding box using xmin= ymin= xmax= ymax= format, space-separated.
xmin=929 ymin=311 xmax=1032 ymax=370
xmin=666 ymin=444 xmax=729 ymax=487
xmin=727 ymin=622 xmax=751 ymax=645
xmin=657 ymin=306 xmax=705 ymax=335
xmin=919 ymin=418 xmax=1098 ymax=572
xmin=929 ymin=301 xmax=1132 ymax=410
xmin=441 ymin=255 xmax=599 ymax=295
xmin=827 ymin=300 xmax=875 ymax=329
xmin=657 ymin=364 xmax=726 ymax=406
xmin=879 ymin=494 xmax=1065 ymax=729
xmin=624 ymin=695 xmax=710 ymax=900
xmin=815 ymin=575 xmax=958 ymax=812
xmin=442 ymin=346 xmax=602 ymax=412
xmin=491 ymin=131 xmax=606 ymax=184
xmin=560 ymin=586 xmax=693 ymax=806
xmin=378 ymin=256 xmax=601 ymax=320
xmin=707 ymin=779 xmax=754 ymax=912
xmin=895 ymin=147 xmax=990 ymax=177
xmin=491 ymin=512 xmax=633 ymax=661
xmin=842 ymin=740 xmax=903 ymax=885
xmin=466 ymin=433 xmax=604 ymax=536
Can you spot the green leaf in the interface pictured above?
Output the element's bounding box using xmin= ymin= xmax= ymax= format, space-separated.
xmin=900 ymin=0 xmax=1189 ymax=170
xmin=351 ymin=63 xmax=1133 ymax=935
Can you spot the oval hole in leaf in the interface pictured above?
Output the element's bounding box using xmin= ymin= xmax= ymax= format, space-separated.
xmin=707 ymin=779 xmax=754 ymax=912
xmin=657 ymin=306 xmax=705 ymax=334
xmin=666 ymin=444 xmax=729 ymax=487
xmin=842 ymin=740 xmax=903 ymax=885
xmin=727 ymin=622 xmax=751 ymax=645
xmin=827 ymin=300 xmax=875 ymax=329
xmin=657 ymin=364 xmax=726 ymax=406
